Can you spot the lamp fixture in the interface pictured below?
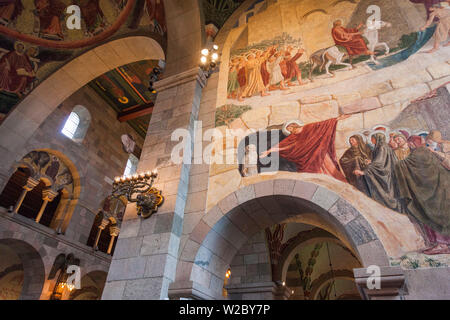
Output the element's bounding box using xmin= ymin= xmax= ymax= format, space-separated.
xmin=148 ymin=67 xmax=162 ymax=94
xmin=113 ymin=169 xmax=164 ymax=219
xmin=200 ymin=43 xmax=220 ymax=78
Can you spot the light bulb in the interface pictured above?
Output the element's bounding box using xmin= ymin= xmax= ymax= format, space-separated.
xmin=200 ymin=56 xmax=207 ymax=64
xmin=213 ymin=44 xmax=219 ymax=50
xmin=201 ymin=48 xmax=209 ymax=56
xmin=211 ymin=53 xmax=219 ymax=61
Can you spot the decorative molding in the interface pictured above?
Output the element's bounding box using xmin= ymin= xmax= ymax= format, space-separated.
xmin=154 ymin=68 xmax=207 ymax=92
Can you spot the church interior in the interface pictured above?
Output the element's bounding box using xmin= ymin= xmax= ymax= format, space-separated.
xmin=0 ymin=0 xmax=449 ymax=301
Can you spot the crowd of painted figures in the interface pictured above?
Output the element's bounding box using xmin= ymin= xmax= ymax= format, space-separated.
xmin=228 ymin=44 xmax=306 ymax=101
xmin=339 ymin=128 xmax=450 ymax=255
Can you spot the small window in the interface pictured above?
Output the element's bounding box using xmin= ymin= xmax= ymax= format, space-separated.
xmin=123 ymin=154 xmax=139 ymax=176
xmin=61 ymin=106 xmax=91 ymax=142
xmin=61 ymin=112 xmax=80 ymax=139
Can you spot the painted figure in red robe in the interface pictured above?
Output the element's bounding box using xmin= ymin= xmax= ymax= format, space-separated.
xmin=260 ymin=115 xmax=351 ymax=182
xmin=0 ymin=41 xmax=35 ymax=96
xmin=332 ymin=20 xmax=374 ymax=59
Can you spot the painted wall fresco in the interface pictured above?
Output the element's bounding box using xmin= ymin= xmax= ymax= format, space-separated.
xmin=0 ymin=0 xmax=167 ymax=122
xmin=212 ymin=0 xmax=450 ymax=266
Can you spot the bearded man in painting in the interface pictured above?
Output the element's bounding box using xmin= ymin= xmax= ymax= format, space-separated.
xmin=332 ymin=20 xmax=375 ymax=63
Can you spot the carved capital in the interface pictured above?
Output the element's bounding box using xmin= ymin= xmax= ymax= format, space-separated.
xmin=154 ymin=67 xmax=207 ymax=92
xmin=109 ymin=226 xmax=120 ymax=237
xmin=98 ymin=219 xmax=110 ymax=230
xmin=42 ymin=189 xmax=59 ymax=202
xmin=24 ymin=177 xmax=40 ymax=191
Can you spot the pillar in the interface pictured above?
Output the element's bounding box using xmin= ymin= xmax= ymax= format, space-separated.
xmin=107 ymin=226 xmax=120 ymax=255
xmin=102 ymin=68 xmax=207 ymax=300
xmin=54 ymin=198 xmax=71 ymax=234
xmin=94 ymin=219 xmax=110 ymax=251
xmin=35 ymin=189 xmax=59 ymax=223
xmin=13 ymin=177 xmax=39 ymax=214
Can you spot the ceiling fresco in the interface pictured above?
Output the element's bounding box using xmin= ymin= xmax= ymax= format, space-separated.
xmin=88 ymin=59 xmax=159 ymax=138
xmin=202 ymin=0 xmax=246 ymax=29
xmin=0 ymin=0 xmax=167 ymax=123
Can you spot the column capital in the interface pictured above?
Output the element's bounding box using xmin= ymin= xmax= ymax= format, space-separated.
xmin=24 ymin=177 xmax=40 ymax=191
xmin=109 ymin=226 xmax=120 ymax=237
xmin=354 ymin=266 xmax=407 ymax=300
xmin=42 ymin=189 xmax=59 ymax=202
xmin=99 ymin=219 xmax=110 ymax=230
xmin=154 ymin=67 xmax=207 ymax=92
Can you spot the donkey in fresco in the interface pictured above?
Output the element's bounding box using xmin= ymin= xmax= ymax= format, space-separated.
xmin=308 ymin=20 xmax=392 ymax=78
xmin=363 ymin=19 xmax=392 ymax=64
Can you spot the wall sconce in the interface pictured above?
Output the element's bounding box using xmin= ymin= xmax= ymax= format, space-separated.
xmin=225 ymin=268 xmax=231 ymax=279
xmin=148 ymin=67 xmax=162 ymax=94
xmin=200 ymin=44 xmax=220 ymax=78
xmin=113 ymin=169 xmax=164 ymax=219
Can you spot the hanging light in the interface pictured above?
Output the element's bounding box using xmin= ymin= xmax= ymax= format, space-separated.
xmin=199 ymin=43 xmax=220 ymax=78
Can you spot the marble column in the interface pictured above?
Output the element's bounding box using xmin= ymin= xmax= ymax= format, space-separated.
xmin=35 ymin=189 xmax=59 ymax=223
xmin=107 ymin=226 xmax=120 ymax=255
xmin=102 ymin=68 xmax=206 ymax=300
xmin=13 ymin=177 xmax=40 ymax=214
xmin=94 ymin=219 xmax=110 ymax=251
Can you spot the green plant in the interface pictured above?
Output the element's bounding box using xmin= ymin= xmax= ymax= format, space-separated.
xmin=215 ymin=104 xmax=251 ymax=127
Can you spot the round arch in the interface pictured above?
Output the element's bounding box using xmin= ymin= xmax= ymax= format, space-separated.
xmin=69 ymin=270 xmax=108 ymax=300
xmin=0 ymin=238 xmax=46 ymax=300
xmin=0 ymin=36 xmax=165 ymax=189
xmin=174 ymin=179 xmax=394 ymax=299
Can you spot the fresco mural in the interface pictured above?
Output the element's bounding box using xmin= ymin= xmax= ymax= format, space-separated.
xmin=0 ymin=0 xmax=167 ymax=123
xmin=211 ymin=0 xmax=450 ymax=268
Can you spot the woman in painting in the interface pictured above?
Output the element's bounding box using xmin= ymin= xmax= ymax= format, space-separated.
xmin=268 ymin=51 xmax=288 ymax=91
xmin=339 ymin=134 xmax=372 ymax=190
xmin=394 ymin=143 xmax=450 ymax=255
xmin=354 ymin=132 xmax=402 ymax=212
xmin=420 ymin=2 xmax=450 ymax=53
xmin=227 ymin=57 xmax=240 ymax=99
xmin=0 ymin=0 xmax=23 ymax=26
xmin=0 ymin=41 xmax=35 ymax=96
xmin=237 ymin=57 xmax=247 ymax=101
xmin=34 ymin=0 xmax=66 ymax=40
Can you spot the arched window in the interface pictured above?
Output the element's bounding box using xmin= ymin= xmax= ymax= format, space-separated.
xmin=61 ymin=106 xmax=91 ymax=142
xmin=61 ymin=112 xmax=80 ymax=139
xmin=123 ymin=154 xmax=139 ymax=176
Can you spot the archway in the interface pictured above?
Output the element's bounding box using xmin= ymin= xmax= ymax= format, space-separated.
xmin=0 ymin=36 xmax=165 ymax=191
xmin=0 ymin=149 xmax=80 ymax=232
xmin=172 ymin=180 xmax=391 ymax=300
xmin=0 ymin=239 xmax=45 ymax=300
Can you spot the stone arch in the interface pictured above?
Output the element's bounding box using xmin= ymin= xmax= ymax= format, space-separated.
xmin=0 ymin=36 xmax=165 ymax=189
xmin=174 ymin=179 xmax=394 ymax=299
xmin=1 ymin=148 xmax=82 ymax=232
xmin=0 ymin=238 xmax=46 ymax=300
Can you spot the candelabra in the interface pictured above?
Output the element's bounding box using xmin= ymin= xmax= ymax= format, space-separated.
xmin=200 ymin=44 xmax=220 ymax=78
xmin=113 ymin=169 xmax=164 ymax=219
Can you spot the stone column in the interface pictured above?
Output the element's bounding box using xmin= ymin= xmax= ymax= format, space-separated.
xmin=102 ymin=68 xmax=206 ymax=300
xmin=94 ymin=219 xmax=110 ymax=251
xmin=35 ymin=189 xmax=59 ymax=223
xmin=13 ymin=177 xmax=39 ymax=214
xmin=54 ymin=198 xmax=72 ymax=234
xmin=226 ymin=282 xmax=292 ymax=300
xmin=353 ymin=266 xmax=407 ymax=300
xmin=107 ymin=226 xmax=120 ymax=255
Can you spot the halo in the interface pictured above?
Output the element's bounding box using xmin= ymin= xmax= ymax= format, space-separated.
xmin=369 ymin=130 xmax=389 ymax=143
xmin=282 ymin=120 xmax=304 ymax=136
xmin=371 ymin=125 xmax=390 ymax=132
